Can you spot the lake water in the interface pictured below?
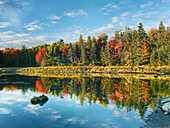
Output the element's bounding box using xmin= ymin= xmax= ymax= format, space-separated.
xmin=0 ymin=75 xmax=169 ymax=128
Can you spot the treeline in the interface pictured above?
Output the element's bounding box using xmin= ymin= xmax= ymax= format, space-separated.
xmin=0 ymin=46 xmax=37 ymax=67
xmin=0 ymin=21 xmax=169 ymax=67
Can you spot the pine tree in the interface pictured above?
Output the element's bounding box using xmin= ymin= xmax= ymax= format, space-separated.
xmin=90 ymin=37 xmax=97 ymax=64
xmin=136 ymin=23 xmax=146 ymax=65
xmin=73 ymin=43 xmax=79 ymax=64
xmin=105 ymin=42 xmax=113 ymax=66
xmin=67 ymin=44 xmax=74 ymax=64
xmin=98 ymin=33 xmax=108 ymax=61
xmin=81 ymin=43 xmax=88 ymax=64
xmin=78 ymin=34 xmax=83 ymax=46
xmin=0 ymin=50 xmax=3 ymax=66
xmin=158 ymin=21 xmax=165 ymax=33
xmin=87 ymin=36 xmax=91 ymax=48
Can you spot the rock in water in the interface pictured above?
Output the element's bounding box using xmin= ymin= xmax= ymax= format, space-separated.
xmin=39 ymin=94 xmax=48 ymax=101
xmin=31 ymin=96 xmax=40 ymax=104
xmin=158 ymin=97 xmax=170 ymax=114
xmin=30 ymin=94 xmax=48 ymax=106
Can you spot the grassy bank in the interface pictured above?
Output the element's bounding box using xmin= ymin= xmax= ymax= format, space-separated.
xmin=0 ymin=66 xmax=170 ymax=79
xmin=16 ymin=65 xmax=170 ymax=79
xmin=18 ymin=65 xmax=170 ymax=74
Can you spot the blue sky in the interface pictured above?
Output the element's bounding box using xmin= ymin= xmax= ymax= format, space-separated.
xmin=0 ymin=0 xmax=169 ymax=49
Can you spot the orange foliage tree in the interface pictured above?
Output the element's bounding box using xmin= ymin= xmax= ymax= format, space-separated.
xmin=35 ymin=48 xmax=47 ymax=65
xmin=141 ymin=40 xmax=150 ymax=64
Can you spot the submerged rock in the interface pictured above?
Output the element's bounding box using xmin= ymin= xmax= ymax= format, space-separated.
xmin=31 ymin=94 xmax=48 ymax=106
xmin=142 ymin=107 xmax=170 ymax=128
xmin=158 ymin=97 xmax=170 ymax=114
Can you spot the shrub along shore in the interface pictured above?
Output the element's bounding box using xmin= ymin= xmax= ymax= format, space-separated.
xmin=1 ymin=66 xmax=170 ymax=79
xmin=18 ymin=65 xmax=170 ymax=78
xmin=17 ymin=65 xmax=170 ymax=74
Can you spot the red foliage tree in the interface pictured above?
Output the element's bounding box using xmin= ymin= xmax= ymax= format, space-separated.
xmin=62 ymin=44 xmax=68 ymax=56
xmin=107 ymin=37 xmax=117 ymax=53
xmin=114 ymin=39 xmax=125 ymax=61
xmin=35 ymin=48 xmax=47 ymax=65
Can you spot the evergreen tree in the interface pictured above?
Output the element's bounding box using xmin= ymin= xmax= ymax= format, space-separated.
xmin=78 ymin=34 xmax=83 ymax=46
xmin=67 ymin=44 xmax=74 ymax=64
xmin=21 ymin=44 xmax=26 ymax=51
xmin=87 ymin=36 xmax=91 ymax=48
xmin=90 ymin=37 xmax=97 ymax=64
xmin=136 ymin=23 xmax=146 ymax=65
xmin=73 ymin=43 xmax=79 ymax=64
xmin=158 ymin=21 xmax=165 ymax=33
xmin=0 ymin=50 xmax=3 ymax=66
xmin=105 ymin=42 xmax=113 ymax=66
xmin=81 ymin=43 xmax=88 ymax=64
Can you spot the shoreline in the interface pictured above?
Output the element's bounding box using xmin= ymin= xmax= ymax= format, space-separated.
xmin=0 ymin=66 xmax=170 ymax=79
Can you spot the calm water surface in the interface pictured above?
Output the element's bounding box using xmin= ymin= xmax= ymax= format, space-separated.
xmin=0 ymin=75 xmax=169 ymax=128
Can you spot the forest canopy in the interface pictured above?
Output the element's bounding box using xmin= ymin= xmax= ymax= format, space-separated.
xmin=0 ymin=22 xmax=169 ymax=67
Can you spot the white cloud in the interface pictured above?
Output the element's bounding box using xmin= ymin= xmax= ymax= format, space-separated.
xmin=0 ymin=31 xmax=14 ymax=35
xmin=140 ymin=1 xmax=155 ymax=8
xmin=67 ymin=117 xmax=88 ymax=125
xmin=89 ymin=24 xmax=116 ymax=37
xmin=56 ymin=32 xmax=78 ymax=42
xmin=132 ymin=13 xmax=143 ymax=18
xmin=111 ymin=4 xmax=119 ymax=9
xmin=0 ymin=22 xmax=10 ymax=28
xmin=101 ymin=8 xmax=106 ymax=10
xmin=14 ymin=0 xmax=31 ymax=10
xmin=145 ymin=11 xmax=160 ymax=15
xmin=0 ymin=0 xmax=7 ymax=5
xmin=24 ymin=20 xmax=42 ymax=31
xmin=101 ymin=3 xmax=119 ymax=13
xmin=48 ymin=14 xmax=61 ymax=20
xmin=16 ymin=33 xmax=30 ymax=38
xmin=122 ymin=116 xmax=131 ymax=121
xmin=64 ymin=10 xmax=87 ymax=17
xmin=105 ymin=3 xmax=112 ymax=7
xmin=112 ymin=16 xmax=125 ymax=22
xmin=107 ymin=104 xmax=116 ymax=110
xmin=0 ymin=31 xmax=54 ymax=49
xmin=49 ymin=115 xmax=61 ymax=120
xmin=162 ymin=0 xmax=170 ymax=3
xmin=103 ymin=13 xmax=110 ymax=15
xmin=0 ymin=108 xmax=11 ymax=114
xmin=24 ymin=104 xmax=40 ymax=115
xmin=121 ymin=11 xmax=131 ymax=17
xmin=51 ymin=21 xmax=58 ymax=24
xmin=75 ymin=29 xmax=84 ymax=35
xmin=155 ymin=3 xmax=159 ymax=7
xmin=0 ymin=5 xmax=21 ymax=23
xmin=112 ymin=110 xmax=127 ymax=117
xmin=0 ymin=31 xmax=30 ymax=41
xmin=119 ymin=22 xmax=124 ymax=26
xmin=119 ymin=0 xmax=129 ymax=4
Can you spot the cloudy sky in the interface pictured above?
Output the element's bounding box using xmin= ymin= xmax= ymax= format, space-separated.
xmin=0 ymin=0 xmax=169 ymax=49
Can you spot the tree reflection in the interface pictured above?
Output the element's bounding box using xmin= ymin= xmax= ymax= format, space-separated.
xmin=1 ymin=75 xmax=169 ymax=119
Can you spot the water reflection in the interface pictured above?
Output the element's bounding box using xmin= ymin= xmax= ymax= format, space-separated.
xmin=0 ymin=75 xmax=169 ymax=120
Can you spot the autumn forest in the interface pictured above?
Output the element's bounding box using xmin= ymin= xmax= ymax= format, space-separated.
xmin=0 ymin=21 xmax=169 ymax=67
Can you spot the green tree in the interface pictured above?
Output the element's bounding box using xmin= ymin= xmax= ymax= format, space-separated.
xmin=81 ymin=43 xmax=88 ymax=64
xmin=90 ymin=37 xmax=97 ymax=64
xmin=67 ymin=43 xmax=74 ymax=64
xmin=78 ymin=34 xmax=83 ymax=46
